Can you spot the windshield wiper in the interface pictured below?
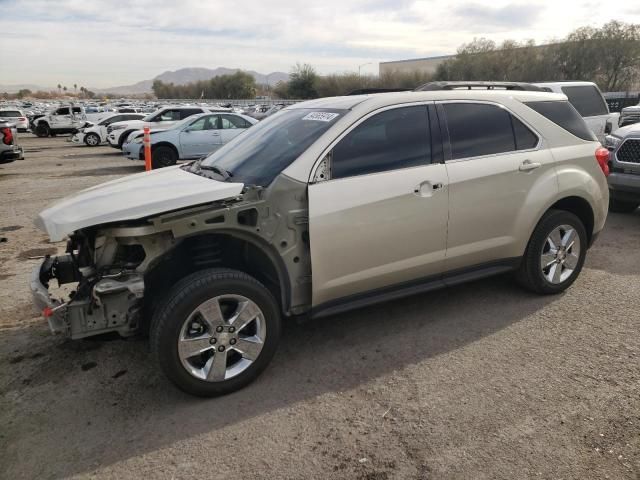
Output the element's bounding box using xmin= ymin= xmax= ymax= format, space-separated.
xmin=198 ymin=164 xmax=232 ymax=180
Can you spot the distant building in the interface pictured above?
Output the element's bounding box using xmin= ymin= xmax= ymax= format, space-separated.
xmin=379 ymin=54 xmax=454 ymax=76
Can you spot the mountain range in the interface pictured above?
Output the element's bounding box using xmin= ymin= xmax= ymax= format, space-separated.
xmin=0 ymin=67 xmax=290 ymax=95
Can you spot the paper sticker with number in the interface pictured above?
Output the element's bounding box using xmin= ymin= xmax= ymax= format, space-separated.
xmin=302 ymin=112 xmax=340 ymax=122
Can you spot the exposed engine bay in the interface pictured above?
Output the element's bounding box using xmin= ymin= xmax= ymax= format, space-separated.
xmin=31 ymin=176 xmax=312 ymax=340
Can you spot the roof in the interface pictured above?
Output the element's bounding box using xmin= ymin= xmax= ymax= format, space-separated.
xmin=288 ymin=89 xmax=567 ymax=112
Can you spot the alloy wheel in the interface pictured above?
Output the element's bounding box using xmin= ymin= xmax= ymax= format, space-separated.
xmin=540 ymin=224 xmax=581 ymax=284
xmin=178 ymin=295 xmax=266 ymax=382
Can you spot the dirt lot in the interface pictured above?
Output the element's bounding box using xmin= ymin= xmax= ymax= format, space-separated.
xmin=0 ymin=135 xmax=639 ymax=480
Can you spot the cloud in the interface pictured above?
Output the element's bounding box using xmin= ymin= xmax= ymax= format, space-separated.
xmin=0 ymin=0 xmax=638 ymax=88
xmin=453 ymin=3 xmax=542 ymax=29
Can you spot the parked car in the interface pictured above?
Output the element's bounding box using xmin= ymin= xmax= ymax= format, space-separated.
xmin=604 ymin=124 xmax=640 ymax=213
xmin=33 ymin=105 xmax=86 ymax=137
xmin=618 ymin=103 xmax=640 ymax=128
xmin=106 ymin=106 xmax=220 ymax=150
xmin=0 ymin=109 xmax=29 ymax=132
xmin=0 ymin=120 xmax=24 ymax=163
xmin=123 ymin=112 xmax=257 ymax=168
xmin=71 ymin=113 xmax=145 ymax=146
xmin=533 ymin=81 xmax=618 ymax=143
xmin=31 ymin=88 xmax=608 ymax=397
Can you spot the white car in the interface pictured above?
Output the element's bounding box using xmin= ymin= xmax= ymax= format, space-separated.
xmin=123 ymin=112 xmax=257 ymax=168
xmin=533 ymin=81 xmax=618 ymax=143
xmin=0 ymin=109 xmax=29 ymax=132
xmin=106 ymin=106 xmax=228 ymax=150
xmin=71 ymin=113 xmax=145 ymax=146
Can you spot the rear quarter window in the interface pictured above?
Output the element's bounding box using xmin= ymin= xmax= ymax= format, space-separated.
xmin=560 ymin=85 xmax=608 ymax=117
xmin=525 ymin=101 xmax=597 ymax=142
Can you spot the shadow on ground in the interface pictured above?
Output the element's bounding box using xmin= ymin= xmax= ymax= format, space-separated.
xmin=0 ymin=275 xmax=557 ymax=478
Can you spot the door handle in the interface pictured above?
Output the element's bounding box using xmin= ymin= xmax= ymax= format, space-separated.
xmin=519 ymin=160 xmax=541 ymax=171
xmin=414 ymin=181 xmax=445 ymax=197
xmin=211 ymin=132 xmax=221 ymax=136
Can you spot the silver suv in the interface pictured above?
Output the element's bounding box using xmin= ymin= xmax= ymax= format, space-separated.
xmin=31 ymin=89 xmax=609 ymax=396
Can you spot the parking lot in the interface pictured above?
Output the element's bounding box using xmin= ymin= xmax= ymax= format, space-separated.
xmin=0 ymin=135 xmax=639 ymax=479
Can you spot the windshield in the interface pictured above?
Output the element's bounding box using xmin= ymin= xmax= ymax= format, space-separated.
xmin=201 ymin=108 xmax=345 ymax=186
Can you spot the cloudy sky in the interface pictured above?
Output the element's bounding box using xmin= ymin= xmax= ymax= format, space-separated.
xmin=1 ymin=0 xmax=639 ymax=88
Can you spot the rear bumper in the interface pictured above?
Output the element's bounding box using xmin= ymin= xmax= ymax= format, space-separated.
xmin=609 ymin=171 xmax=640 ymax=202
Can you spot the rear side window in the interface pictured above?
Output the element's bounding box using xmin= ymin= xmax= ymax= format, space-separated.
xmin=525 ymin=101 xmax=596 ymax=141
xmin=332 ymin=105 xmax=431 ymax=179
xmin=180 ymin=108 xmax=204 ymax=119
xmin=512 ymin=116 xmax=538 ymax=150
xmin=57 ymin=107 xmax=70 ymax=115
xmin=443 ymin=103 xmax=510 ymax=159
xmin=560 ymin=85 xmax=608 ymax=117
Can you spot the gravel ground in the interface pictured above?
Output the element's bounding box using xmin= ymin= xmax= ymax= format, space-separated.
xmin=1 ymin=135 xmax=639 ymax=480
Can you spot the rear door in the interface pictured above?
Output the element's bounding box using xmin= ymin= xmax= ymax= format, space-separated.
xmin=561 ymin=85 xmax=610 ymax=143
xmin=308 ymin=104 xmax=449 ymax=306
xmin=218 ymin=114 xmax=251 ymax=145
xmin=439 ymin=101 xmax=556 ymax=273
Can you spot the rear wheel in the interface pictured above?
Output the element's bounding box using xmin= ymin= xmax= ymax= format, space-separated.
xmin=516 ymin=210 xmax=587 ymax=295
xmin=35 ymin=123 xmax=50 ymax=137
xmin=84 ymin=132 xmax=100 ymax=146
xmin=609 ymin=198 xmax=639 ymax=213
xmin=151 ymin=269 xmax=281 ymax=397
xmin=151 ymin=145 xmax=178 ymax=169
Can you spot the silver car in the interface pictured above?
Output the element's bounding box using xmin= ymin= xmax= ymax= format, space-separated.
xmin=31 ymin=87 xmax=609 ymax=397
xmin=123 ymin=112 xmax=257 ymax=168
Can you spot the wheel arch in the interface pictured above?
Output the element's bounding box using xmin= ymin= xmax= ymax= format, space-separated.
xmin=143 ymin=230 xmax=291 ymax=322
xmin=152 ymin=141 xmax=179 ymax=156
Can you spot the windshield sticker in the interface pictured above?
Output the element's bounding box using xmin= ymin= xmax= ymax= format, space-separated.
xmin=302 ymin=112 xmax=340 ymax=122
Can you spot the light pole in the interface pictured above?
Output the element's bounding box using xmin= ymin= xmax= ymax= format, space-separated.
xmin=358 ymin=62 xmax=372 ymax=77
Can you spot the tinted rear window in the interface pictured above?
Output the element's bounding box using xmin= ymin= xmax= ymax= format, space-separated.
xmin=561 ymin=85 xmax=608 ymax=117
xmin=525 ymin=101 xmax=596 ymax=141
xmin=0 ymin=111 xmax=21 ymax=117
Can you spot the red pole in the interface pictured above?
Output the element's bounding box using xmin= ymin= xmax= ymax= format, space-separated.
xmin=144 ymin=124 xmax=151 ymax=171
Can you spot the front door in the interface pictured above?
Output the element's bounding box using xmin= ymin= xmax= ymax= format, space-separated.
xmin=180 ymin=115 xmax=219 ymax=158
xmin=308 ymin=104 xmax=449 ymax=307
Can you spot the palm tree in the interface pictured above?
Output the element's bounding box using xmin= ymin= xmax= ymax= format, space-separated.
xmin=63 ymin=86 xmax=68 ymax=94
xmin=57 ymin=83 xmax=62 ymax=94
xmin=73 ymin=83 xmax=77 ymax=94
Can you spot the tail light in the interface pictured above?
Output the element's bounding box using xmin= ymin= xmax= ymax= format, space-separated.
xmin=19 ymin=117 xmax=26 ymax=121
xmin=1 ymin=127 xmax=13 ymax=145
xmin=595 ymin=147 xmax=610 ymax=177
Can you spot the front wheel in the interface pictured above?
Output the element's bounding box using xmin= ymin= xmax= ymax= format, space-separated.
xmin=84 ymin=132 xmax=100 ymax=146
xmin=151 ymin=145 xmax=178 ymax=169
xmin=151 ymin=269 xmax=281 ymax=397
xmin=516 ymin=210 xmax=587 ymax=295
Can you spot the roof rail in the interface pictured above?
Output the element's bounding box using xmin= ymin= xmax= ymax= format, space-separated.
xmin=347 ymin=88 xmax=413 ymax=96
xmin=415 ymin=81 xmax=546 ymax=92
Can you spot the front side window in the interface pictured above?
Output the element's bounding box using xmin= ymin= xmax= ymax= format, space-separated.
xmin=561 ymin=85 xmax=608 ymax=117
xmin=443 ymin=103 xmax=533 ymax=160
xmin=158 ymin=110 xmax=182 ymax=121
xmin=187 ymin=116 xmax=216 ymax=131
xmin=331 ymin=106 xmax=431 ymax=179
xmin=201 ymin=108 xmax=344 ymax=186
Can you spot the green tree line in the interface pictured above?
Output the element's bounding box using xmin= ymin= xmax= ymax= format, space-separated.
xmin=152 ymin=71 xmax=257 ymax=99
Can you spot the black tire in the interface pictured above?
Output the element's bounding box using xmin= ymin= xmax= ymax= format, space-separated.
xmin=84 ymin=132 xmax=101 ymax=147
xmin=516 ymin=209 xmax=587 ymax=295
xmin=117 ymin=130 xmax=134 ymax=149
xmin=150 ymin=268 xmax=281 ymax=397
xmin=151 ymin=145 xmax=178 ymax=169
xmin=609 ymin=198 xmax=639 ymax=214
xmin=35 ymin=123 xmax=50 ymax=137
